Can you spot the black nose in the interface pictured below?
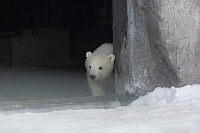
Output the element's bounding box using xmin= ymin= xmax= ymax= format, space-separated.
xmin=90 ymin=75 xmax=96 ymax=80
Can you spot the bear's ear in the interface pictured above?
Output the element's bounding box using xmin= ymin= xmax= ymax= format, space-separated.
xmin=86 ymin=52 xmax=92 ymax=58
xmin=108 ymin=54 xmax=115 ymax=63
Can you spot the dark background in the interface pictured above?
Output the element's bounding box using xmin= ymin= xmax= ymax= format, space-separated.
xmin=0 ymin=0 xmax=113 ymax=67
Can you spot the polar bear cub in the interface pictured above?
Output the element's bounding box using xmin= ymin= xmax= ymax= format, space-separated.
xmin=85 ymin=43 xmax=115 ymax=96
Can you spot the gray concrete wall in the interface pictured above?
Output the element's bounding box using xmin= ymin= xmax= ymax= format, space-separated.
xmin=11 ymin=28 xmax=70 ymax=67
xmin=147 ymin=0 xmax=200 ymax=86
xmin=113 ymin=0 xmax=200 ymax=100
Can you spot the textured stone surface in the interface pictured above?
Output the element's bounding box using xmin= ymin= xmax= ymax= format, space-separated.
xmin=113 ymin=0 xmax=200 ymax=99
xmin=114 ymin=0 xmax=178 ymax=100
xmin=113 ymin=0 xmax=129 ymax=98
xmin=147 ymin=0 xmax=200 ymax=86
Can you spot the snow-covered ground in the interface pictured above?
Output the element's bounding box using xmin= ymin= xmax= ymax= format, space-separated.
xmin=0 ymin=84 xmax=200 ymax=133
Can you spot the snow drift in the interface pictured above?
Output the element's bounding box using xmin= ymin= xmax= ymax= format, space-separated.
xmin=0 ymin=84 xmax=200 ymax=133
xmin=130 ymin=84 xmax=200 ymax=106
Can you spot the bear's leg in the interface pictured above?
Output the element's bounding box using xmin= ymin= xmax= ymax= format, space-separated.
xmin=88 ymin=79 xmax=105 ymax=96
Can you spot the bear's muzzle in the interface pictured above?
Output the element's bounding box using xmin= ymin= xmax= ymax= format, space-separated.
xmin=90 ymin=75 xmax=96 ymax=80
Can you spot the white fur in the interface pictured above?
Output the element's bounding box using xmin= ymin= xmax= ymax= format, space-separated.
xmin=85 ymin=43 xmax=115 ymax=96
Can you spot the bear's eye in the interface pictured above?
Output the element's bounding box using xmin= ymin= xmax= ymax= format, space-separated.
xmin=89 ymin=66 xmax=91 ymax=69
xmin=99 ymin=67 xmax=102 ymax=70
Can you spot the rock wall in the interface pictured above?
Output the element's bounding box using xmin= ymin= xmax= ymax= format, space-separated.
xmin=113 ymin=0 xmax=200 ymax=100
xmin=147 ymin=0 xmax=200 ymax=86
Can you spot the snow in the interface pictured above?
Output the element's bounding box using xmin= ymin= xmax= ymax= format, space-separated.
xmin=0 ymin=84 xmax=200 ymax=133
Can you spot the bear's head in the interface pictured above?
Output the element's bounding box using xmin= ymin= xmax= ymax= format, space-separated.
xmin=85 ymin=52 xmax=115 ymax=81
